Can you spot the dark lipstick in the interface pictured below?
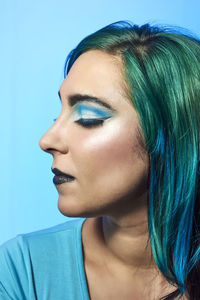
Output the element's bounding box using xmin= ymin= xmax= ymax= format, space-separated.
xmin=51 ymin=168 xmax=75 ymax=185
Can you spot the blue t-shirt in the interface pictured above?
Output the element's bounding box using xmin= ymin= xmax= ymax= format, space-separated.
xmin=0 ymin=218 xmax=91 ymax=300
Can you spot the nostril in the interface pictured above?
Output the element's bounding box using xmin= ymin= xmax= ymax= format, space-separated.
xmin=45 ymin=148 xmax=55 ymax=153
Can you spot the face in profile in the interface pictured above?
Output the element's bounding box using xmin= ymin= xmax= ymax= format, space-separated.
xmin=39 ymin=50 xmax=150 ymax=219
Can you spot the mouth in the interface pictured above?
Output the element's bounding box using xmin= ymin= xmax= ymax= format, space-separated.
xmin=51 ymin=167 xmax=75 ymax=178
xmin=51 ymin=167 xmax=75 ymax=185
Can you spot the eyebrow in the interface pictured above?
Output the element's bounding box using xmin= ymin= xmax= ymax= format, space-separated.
xmin=58 ymin=91 xmax=116 ymax=111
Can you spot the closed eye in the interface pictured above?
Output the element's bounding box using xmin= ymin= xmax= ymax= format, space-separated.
xmin=73 ymin=104 xmax=113 ymax=128
xmin=75 ymin=118 xmax=105 ymax=128
xmin=53 ymin=103 xmax=114 ymax=128
xmin=53 ymin=117 xmax=108 ymax=128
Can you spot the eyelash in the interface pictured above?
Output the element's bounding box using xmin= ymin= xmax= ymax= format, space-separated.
xmin=75 ymin=118 xmax=104 ymax=127
xmin=53 ymin=118 xmax=105 ymax=128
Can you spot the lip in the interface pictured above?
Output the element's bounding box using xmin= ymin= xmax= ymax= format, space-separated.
xmin=53 ymin=175 xmax=75 ymax=185
xmin=51 ymin=167 xmax=75 ymax=179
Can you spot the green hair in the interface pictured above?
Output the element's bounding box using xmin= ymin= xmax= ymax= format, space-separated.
xmin=64 ymin=21 xmax=200 ymax=300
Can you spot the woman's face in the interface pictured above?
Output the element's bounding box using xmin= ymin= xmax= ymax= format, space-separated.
xmin=39 ymin=50 xmax=150 ymax=218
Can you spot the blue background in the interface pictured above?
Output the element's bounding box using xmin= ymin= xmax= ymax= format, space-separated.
xmin=1 ymin=0 xmax=200 ymax=244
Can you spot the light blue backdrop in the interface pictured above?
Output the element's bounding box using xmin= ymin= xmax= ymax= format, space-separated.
xmin=1 ymin=0 xmax=200 ymax=244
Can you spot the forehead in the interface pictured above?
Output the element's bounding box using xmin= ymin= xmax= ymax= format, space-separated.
xmin=60 ymin=50 xmax=129 ymax=104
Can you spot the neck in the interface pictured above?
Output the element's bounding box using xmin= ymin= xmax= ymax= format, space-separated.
xmin=102 ymin=217 xmax=153 ymax=269
xmin=100 ymin=207 xmax=158 ymax=274
xmin=81 ymin=205 xmax=182 ymax=299
xmin=83 ymin=199 xmax=159 ymax=277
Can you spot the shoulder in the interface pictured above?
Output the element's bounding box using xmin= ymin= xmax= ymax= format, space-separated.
xmin=0 ymin=217 xmax=86 ymax=261
xmin=0 ymin=217 xmax=86 ymax=299
xmin=0 ymin=217 xmax=85 ymax=256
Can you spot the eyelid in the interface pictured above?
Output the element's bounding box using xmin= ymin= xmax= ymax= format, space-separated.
xmin=53 ymin=103 xmax=114 ymax=124
xmin=74 ymin=103 xmax=114 ymax=118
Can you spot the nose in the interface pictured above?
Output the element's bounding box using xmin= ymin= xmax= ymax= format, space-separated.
xmin=39 ymin=121 xmax=68 ymax=155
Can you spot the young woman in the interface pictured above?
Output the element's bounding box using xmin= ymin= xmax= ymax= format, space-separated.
xmin=0 ymin=20 xmax=199 ymax=300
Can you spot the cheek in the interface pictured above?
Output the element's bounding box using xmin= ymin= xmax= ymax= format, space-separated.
xmin=71 ymin=122 xmax=147 ymax=187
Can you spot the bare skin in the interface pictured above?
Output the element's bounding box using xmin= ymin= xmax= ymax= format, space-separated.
xmin=81 ymin=217 xmax=185 ymax=300
xmin=39 ymin=50 xmax=189 ymax=300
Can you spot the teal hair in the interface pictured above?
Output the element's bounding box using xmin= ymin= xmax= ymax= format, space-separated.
xmin=64 ymin=21 xmax=200 ymax=300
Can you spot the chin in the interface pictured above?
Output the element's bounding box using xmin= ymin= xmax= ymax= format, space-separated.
xmin=57 ymin=198 xmax=100 ymax=219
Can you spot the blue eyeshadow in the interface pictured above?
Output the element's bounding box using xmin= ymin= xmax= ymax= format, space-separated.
xmin=75 ymin=104 xmax=114 ymax=118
